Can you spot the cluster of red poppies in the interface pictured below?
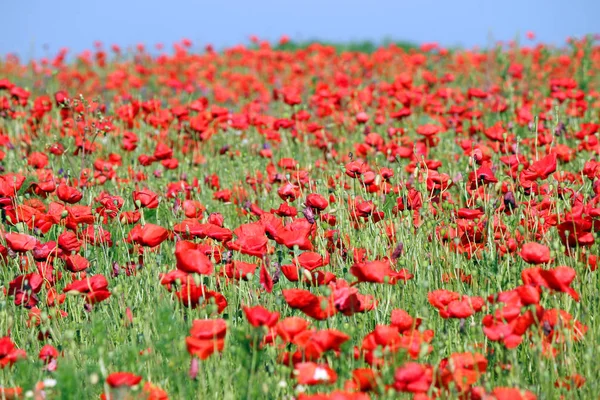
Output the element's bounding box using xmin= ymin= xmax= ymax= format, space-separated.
xmin=0 ymin=35 xmax=599 ymax=398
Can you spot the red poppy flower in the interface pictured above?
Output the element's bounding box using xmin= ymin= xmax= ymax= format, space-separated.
xmin=63 ymin=254 xmax=90 ymax=272
xmin=394 ymin=362 xmax=433 ymax=393
xmin=482 ymin=308 xmax=536 ymax=349
xmin=142 ymin=382 xmax=169 ymax=400
xmin=428 ymin=289 xmax=485 ymax=319
xmin=272 ymin=202 xmax=297 ymax=217
xmin=174 ymin=281 xmax=227 ymax=313
xmin=120 ymin=210 xmax=141 ymax=224
xmin=539 ymin=308 xmax=587 ymax=346
xmin=63 ymin=274 xmax=109 ymax=294
xmin=131 ymin=223 xmax=169 ymax=247
xmin=66 ymin=205 xmax=95 ymax=227
xmin=4 ymin=232 xmax=37 ymax=253
xmin=0 ymin=336 xmax=27 ymax=368
xmin=227 ymin=223 xmax=269 ymax=257
xmin=8 ymin=273 xmax=44 ymax=296
xmin=345 ymin=160 xmax=369 ymax=178
xmin=296 ymin=329 xmax=350 ymax=357
xmin=557 ymin=219 xmax=594 ymax=248
xmin=416 ymin=124 xmax=442 ymax=137
xmin=437 ymin=352 xmax=488 ymax=392
xmin=306 ymin=194 xmax=329 ymax=211
xmin=190 ymin=318 xmax=227 ymax=340
xmin=106 ymin=372 xmax=142 ymax=388
xmin=519 ymin=242 xmax=551 ymax=264
xmin=282 ymin=289 xmax=337 ymax=320
xmin=355 ymin=112 xmax=369 ymax=124
xmin=278 ymin=157 xmax=298 ymax=170
xmin=520 ymin=153 xmax=557 ymax=182
xmin=274 ymin=224 xmax=314 ymax=251
xmin=350 ymin=259 xmax=413 ymax=284
xmin=57 ymin=184 xmax=83 ymax=204
xmin=182 ymin=199 xmax=206 ymax=218
xmin=173 ymin=219 xmax=233 ymax=242
xmin=27 ymin=152 xmax=48 ymax=169
xmin=347 ymin=368 xmax=378 ymax=392
xmin=485 ymin=387 xmax=538 ymax=400
xmin=58 ymin=231 xmax=81 ymax=253
xmin=0 ymin=386 xmax=22 ymax=399
xmin=186 ymin=318 xmax=227 ymax=360
xmin=522 ymin=266 xmax=579 ymax=301
xmin=133 ymin=189 xmax=159 ymax=209
xmin=294 ymin=362 xmax=338 ymax=385
xmin=243 ymin=305 xmax=280 ymax=328
xmin=468 ymin=165 xmax=498 ymax=189
xmin=175 ymin=241 xmax=214 ymax=275
xmin=391 ymin=309 xmax=419 ymax=332
xmin=277 ymin=182 xmax=301 ymax=202
xmin=38 ymin=344 xmax=59 ymax=364
xmin=276 ymin=317 xmax=310 ymax=343
xmin=86 ymin=290 xmax=112 ymax=305
xmin=159 ymin=269 xmax=190 ymax=290
xmin=259 ymin=262 xmax=274 ymax=293
xmin=298 ymin=391 xmax=369 ymax=400
xmin=332 ymin=283 xmax=376 ymax=316
xmin=293 ymin=251 xmax=330 ymax=272
xmin=223 ymin=261 xmax=258 ymax=280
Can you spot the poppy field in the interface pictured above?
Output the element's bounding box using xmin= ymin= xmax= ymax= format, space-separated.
xmin=0 ymin=36 xmax=599 ymax=399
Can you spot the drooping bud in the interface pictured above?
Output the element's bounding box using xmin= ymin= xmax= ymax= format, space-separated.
xmin=189 ymin=357 xmax=199 ymax=380
xmin=302 ymin=206 xmax=315 ymax=224
xmin=391 ymin=242 xmax=404 ymax=260
xmin=504 ymin=191 xmax=516 ymax=211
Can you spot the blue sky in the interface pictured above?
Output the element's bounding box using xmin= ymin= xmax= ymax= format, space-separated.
xmin=2 ymin=0 xmax=597 ymax=59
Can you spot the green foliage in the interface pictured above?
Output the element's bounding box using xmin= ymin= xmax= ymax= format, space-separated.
xmin=274 ymin=39 xmax=419 ymax=53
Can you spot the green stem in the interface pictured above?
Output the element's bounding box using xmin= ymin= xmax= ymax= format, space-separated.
xmin=246 ymin=330 xmax=261 ymax=400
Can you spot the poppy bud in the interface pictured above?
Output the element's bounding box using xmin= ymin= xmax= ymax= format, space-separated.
xmin=189 ymin=357 xmax=199 ymax=380
xmin=302 ymin=206 xmax=315 ymax=224
xmin=504 ymin=191 xmax=516 ymax=210
xmin=391 ymin=242 xmax=404 ymax=260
